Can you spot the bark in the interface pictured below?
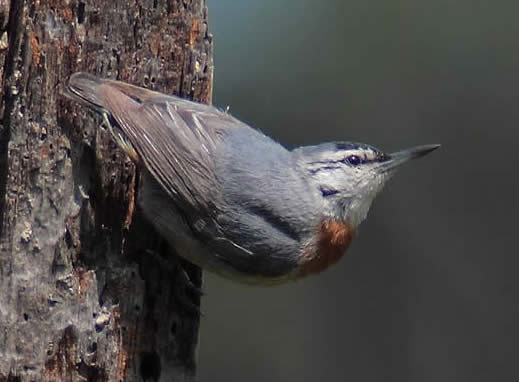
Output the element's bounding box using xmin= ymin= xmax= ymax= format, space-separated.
xmin=0 ymin=0 xmax=213 ymax=380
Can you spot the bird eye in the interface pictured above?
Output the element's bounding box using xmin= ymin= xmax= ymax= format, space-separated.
xmin=346 ymin=155 xmax=361 ymax=166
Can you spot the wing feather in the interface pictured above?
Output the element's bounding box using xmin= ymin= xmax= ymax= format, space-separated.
xmin=67 ymin=73 xmax=293 ymax=277
xmin=69 ymin=74 xmax=246 ymax=220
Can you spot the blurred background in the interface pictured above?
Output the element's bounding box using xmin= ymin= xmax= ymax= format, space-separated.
xmin=200 ymin=1 xmax=518 ymax=381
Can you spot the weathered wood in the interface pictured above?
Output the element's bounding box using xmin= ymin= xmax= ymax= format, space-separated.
xmin=0 ymin=0 xmax=213 ymax=380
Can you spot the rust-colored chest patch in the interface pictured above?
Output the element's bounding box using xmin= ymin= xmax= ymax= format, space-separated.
xmin=297 ymin=219 xmax=355 ymax=278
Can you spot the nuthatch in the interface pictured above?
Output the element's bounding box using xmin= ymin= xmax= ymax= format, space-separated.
xmin=66 ymin=73 xmax=439 ymax=285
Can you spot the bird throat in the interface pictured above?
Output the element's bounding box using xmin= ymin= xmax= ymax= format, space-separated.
xmin=297 ymin=219 xmax=356 ymax=278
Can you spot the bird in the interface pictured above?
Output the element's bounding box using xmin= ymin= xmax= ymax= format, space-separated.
xmin=66 ymin=72 xmax=440 ymax=285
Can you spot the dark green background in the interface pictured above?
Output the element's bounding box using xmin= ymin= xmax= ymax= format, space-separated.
xmin=200 ymin=1 xmax=517 ymax=381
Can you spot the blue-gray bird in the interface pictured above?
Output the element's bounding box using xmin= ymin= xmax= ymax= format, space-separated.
xmin=66 ymin=73 xmax=439 ymax=285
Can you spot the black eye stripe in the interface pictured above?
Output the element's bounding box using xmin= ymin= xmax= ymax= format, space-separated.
xmin=342 ymin=152 xmax=389 ymax=165
xmin=308 ymin=165 xmax=342 ymax=175
xmin=308 ymin=150 xmax=389 ymax=169
xmin=345 ymin=155 xmax=361 ymax=166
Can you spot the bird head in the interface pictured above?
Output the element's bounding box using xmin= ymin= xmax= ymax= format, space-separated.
xmin=296 ymin=142 xmax=440 ymax=226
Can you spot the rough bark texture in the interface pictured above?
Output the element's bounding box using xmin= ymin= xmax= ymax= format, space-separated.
xmin=0 ymin=0 xmax=213 ymax=380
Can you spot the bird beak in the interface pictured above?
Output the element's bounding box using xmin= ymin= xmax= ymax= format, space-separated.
xmin=380 ymin=144 xmax=441 ymax=172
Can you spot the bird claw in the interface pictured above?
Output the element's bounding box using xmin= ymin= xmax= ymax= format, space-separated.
xmin=177 ymin=266 xmax=205 ymax=297
xmin=143 ymin=249 xmax=204 ymax=316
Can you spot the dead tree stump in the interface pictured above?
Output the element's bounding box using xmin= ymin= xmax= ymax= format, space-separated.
xmin=0 ymin=0 xmax=213 ymax=380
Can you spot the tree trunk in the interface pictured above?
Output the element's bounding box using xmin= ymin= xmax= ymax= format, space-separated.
xmin=0 ymin=0 xmax=213 ymax=380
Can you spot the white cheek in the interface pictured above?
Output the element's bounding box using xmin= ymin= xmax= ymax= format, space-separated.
xmin=348 ymin=196 xmax=375 ymax=226
xmin=347 ymin=178 xmax=387 ymax=226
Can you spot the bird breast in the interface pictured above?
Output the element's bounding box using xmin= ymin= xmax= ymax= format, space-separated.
xmin=296 ymin=219 xmax=356 ymax=278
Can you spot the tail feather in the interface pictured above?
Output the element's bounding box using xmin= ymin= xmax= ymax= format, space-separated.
xmin=66 ymin=73 xmax=142 ymax=163
xmin=65 ymin=72 xmax=109 ymax=112
xmin=66 ymin=72 xmax=169 ymax=111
